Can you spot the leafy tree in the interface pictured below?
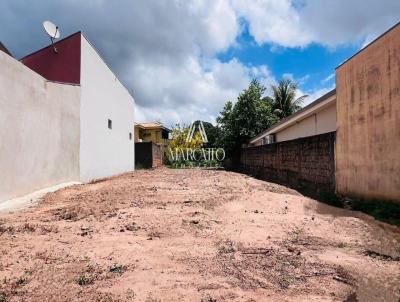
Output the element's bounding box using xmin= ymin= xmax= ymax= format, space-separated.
xmin=216 ymin=79 xmax=278 ymax=156
xmin=166 ymin=123 xmax=222 ymax=168
xmin=169 ymin=124 xmax=203 ymax=150
xmin=269 ymin=79 xmax=307 ymax=119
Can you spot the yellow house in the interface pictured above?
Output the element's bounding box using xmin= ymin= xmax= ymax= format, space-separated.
xmin=134 ymin=122 xmax=171 ymax=153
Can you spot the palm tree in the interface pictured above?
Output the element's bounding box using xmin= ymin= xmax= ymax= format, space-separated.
xmin=269 ymin=79 xmax=308 ymax=119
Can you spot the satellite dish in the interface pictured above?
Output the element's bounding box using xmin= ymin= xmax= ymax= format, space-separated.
xmin=43 ymin=21 xmax=60 ymax=38
xmin=43 ymin=21 xmax=60 ymax=53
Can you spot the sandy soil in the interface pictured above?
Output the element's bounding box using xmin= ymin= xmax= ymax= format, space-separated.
xmin=0 ymin=168 xmax=399 ymax=302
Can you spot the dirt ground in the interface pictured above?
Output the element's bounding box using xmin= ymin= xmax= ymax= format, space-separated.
xmin=0 ymin=168 xmax=399 ymax=302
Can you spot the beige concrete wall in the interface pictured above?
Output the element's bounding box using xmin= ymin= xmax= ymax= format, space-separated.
xmin=336 ymin=24 xmax=400 ymax=201
xmin=0 ymin=52 xmax=81 ymax=202
xmin=276 ymin=102 xmax=336 ymax=142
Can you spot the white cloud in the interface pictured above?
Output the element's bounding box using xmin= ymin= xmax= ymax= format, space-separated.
xmin=321 ymin=73 xmax=335 ymax=84
xmin=231 ymin=0 xmax=312 ymax=47
xmin=131 ymin=57 xmax=275 ymax=126
xmin=231 ymin=0 xmax=400 ymax=48
xmin=301 ymin=0 xmax=400 ymax=47
xmin=282 ymin=73 xmax=309 ymax=85
xmin=299 ymin=85 xmax=335 ymax=107
xmin=232 ymin=0 xmax=311 ymax=47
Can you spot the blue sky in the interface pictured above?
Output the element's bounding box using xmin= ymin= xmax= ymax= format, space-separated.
xmin=217 ymin=25 xmax=359 ymax=99
xmin=1 ymin=1 xmax=399 ymax=126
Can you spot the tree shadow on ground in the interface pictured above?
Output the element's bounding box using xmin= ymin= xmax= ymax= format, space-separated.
xmin=238 ymin=170 xmax=400 ymax=227
xmin=314 ymin=189 xmax=400 ymax=227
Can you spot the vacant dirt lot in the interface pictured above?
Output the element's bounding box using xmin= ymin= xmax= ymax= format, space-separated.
xmin=0 ymin=168 xmax=399 ymax=302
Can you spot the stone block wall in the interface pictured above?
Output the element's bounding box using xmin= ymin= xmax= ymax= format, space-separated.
xmin=240 ymin=132 xmax=336 ymax=191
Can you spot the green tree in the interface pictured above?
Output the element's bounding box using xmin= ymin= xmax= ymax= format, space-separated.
xmin=269 ymin=79 xmax=307 ymax=119
xmin=169 ymin=124 xmax=203 ymax=150
xmin=216 ymin=79 xmax=277 ymax=156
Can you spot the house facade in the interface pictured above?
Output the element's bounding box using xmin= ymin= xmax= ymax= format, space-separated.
xmin=243 ymin=90 xmax=337 ymax=192
xmin=0 ymin=32 xmax=135 ymax=202
xmin=134 ymin=122 xmax=170 ymax=154
xmin=249 ymin=89 xmax=336 ymax=146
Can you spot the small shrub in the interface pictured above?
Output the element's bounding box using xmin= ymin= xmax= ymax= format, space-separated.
xmin=217 ymin=239 xmax=237 ymax=254
xmin=0 ymin=291 xmax=7 ymax=302
xmin=147 ymin=231 xmax=161 ymax=239
xmin=126 ymin=288 xmax=136 ymax=300
xmin=124 ymin=222 xmax=140 ymax=232
xmin=55 ymin=207 xmax=79 ymax=221
xmin=109 ymin=264 xmax=126 ymax=275
xmin=292 ymin=226 xmax=304 ymax=236
xmin=22 ymin=223 xmax=36 ymax=232
xmin=76 ymin=273 xmax=94 ymax=286
xmin=81 ymin=255 xmax=91 ymax=263
xmin=15 ymin=277 xmax=28 ymax=287
xmin=40 ymin=224 xmax=59 ymax=234
xmin=0 ymin=225 xmax=14 ymax=235
xmin=24 ymin=268 xmax=33 ymax=275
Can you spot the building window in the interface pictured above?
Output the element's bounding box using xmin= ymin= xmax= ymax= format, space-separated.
xmin=162 ymin=130 xmax=169 ymax=139
xmin=108 ymin=119 xmax=112 ymax=129
xmin=129 ymin=132 xmax=132 ymax=140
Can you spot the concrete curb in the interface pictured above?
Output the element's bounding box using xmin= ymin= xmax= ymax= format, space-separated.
xmin=0 ymin=182 xmax=81 ymax=213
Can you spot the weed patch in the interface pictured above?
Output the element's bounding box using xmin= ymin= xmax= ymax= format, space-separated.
xmin=109 ymin=264 xmax=126 ymax=275
xmin=0 ymin=291 xmax=6 ymax=302
xmin=76 ymin=273 xmax=94 ymax=286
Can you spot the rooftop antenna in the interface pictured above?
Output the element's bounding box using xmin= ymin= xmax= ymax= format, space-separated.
xmin=43 ymin=21 xmax=60 ymax=53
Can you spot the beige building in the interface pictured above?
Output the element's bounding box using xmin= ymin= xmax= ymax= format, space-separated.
xmin=134 ymin=122 xmax=171 ymax=154
xmin=249 ymin=89 xmax=336 ymax=146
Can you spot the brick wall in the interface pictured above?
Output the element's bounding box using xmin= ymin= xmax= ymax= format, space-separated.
xmin=151 ymin=143 xmax=162 ymax=167
xmin=240 ymin=132 xmax=336 ymax=191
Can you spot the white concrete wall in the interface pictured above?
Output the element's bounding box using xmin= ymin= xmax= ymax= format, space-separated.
xmin=276 ymin=102 xmax=336 ymax=142
xmin=0 ymin=52 xmax=81 ymax=202
xmin=276 ymin=114 xmax=316 ymax=142
xmin=80 ymin=35 xmax=135 ymax=181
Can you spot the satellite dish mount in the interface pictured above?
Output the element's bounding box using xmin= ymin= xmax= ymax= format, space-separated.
xmin=43 ymin=21 xmax=60 ymax=53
